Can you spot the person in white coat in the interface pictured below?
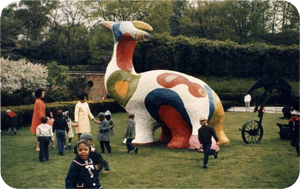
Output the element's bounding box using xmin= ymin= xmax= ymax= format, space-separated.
xmin=244 ymin=94 xmax=251 ymax=112
xmin=74 ymin=93 xmax=98 ymax=140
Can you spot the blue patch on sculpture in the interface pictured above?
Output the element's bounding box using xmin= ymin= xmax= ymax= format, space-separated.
xmin=112 ymin=23 xmax=122 ymax=41
xmin=204 ymin=85 xmax=215 ymax=121
xmin=145 ymin=88 xmax=192 ymax=127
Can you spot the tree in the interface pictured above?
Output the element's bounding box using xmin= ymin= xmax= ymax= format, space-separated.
xmin=183 ymin=0 xmax=224 ymax=39
xmin=1 ymin=57 xmax=48 ymax=94
xmin=78 ymin=0 xmax=155 ymax=22
xmin=247 ymin=0 xmax=270 ymax=38
xmin=15 ymin=0 xmax=53 ymax=41
xmin=1 ymin=2 xmax=23 ymax=39
xmin=169 ymin=0 xmax=187 ymax=36
xmin=46 ymin=61 xmax=70 ymax=90
xmin=77 ymin=0 xmax=173 ymax=35
xmin=278 ymin=1 xmax=299 ymax=33
xmin=143 ymin=1 xmax=173 ymax=35
xmin=50 ymin=1 xmax=91 ymax=65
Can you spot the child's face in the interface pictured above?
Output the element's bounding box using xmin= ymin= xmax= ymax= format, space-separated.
xmin=200 ymin=119 xmax=207 ymax=126
xmin=41 ymin=91 xmax=45 ymax=98
xmin=80 ymin=96 xmax=87 ymax=103
xmin=87 ymin=139 xmax=93 ymax=146
xmin=77 ymin=143 xmax=90 ymax=160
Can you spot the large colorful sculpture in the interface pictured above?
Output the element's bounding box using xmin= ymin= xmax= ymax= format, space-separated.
xmin=100 ymin=21 xmax=229 ymax=149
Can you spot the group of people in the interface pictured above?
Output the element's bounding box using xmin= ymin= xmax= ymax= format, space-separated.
xmin=9 ymin=87 xmax=297 ymax=188
xmin=28 ymin=88 xmax=139 ymax=188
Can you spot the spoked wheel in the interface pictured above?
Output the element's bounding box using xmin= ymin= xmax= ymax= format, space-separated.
xmin=240 ymin=120 xmax=264 ymax=144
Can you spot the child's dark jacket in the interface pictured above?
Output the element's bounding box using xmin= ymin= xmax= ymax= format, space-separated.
xmin=65 ymin=155 xmax=102 ymax=189
xmin=74 ymin=145 xmax=110 ymax=171
xmin=198 ymin=125 xmax=219 ymax=144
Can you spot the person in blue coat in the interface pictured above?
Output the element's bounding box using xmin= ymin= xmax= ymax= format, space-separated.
xmin=66 ymin=140 xmax=103 ymax=189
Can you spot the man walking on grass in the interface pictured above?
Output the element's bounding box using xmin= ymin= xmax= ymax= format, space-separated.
xmin=198 ymin=117 xmax=219 ymax=169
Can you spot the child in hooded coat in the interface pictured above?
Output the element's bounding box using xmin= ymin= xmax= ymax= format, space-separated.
xmin=66 ymin=140 xmax=103 ymax=189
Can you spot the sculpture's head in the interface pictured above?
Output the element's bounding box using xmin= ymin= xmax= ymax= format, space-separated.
xmin=100 ymin=21 xmax=153 ymax=42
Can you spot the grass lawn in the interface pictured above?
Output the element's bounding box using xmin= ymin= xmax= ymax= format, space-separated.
xmin=1 ymin=112 xmax=299 ymax=188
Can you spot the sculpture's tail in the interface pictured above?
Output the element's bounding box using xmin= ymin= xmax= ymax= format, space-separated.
xmin=208 ymin=90 xmax=230 ymax=146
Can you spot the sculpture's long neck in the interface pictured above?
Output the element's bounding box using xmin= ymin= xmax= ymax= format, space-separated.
xmin=116 ymin=34 xmax=136 ymax=73
xmin=106 ymin=34 xmax=137 ymax=79
xmin=104 ymin=34 xmax=141 ymax=107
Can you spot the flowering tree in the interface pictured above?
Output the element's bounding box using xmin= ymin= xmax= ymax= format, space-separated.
xmin=1 ymin=57 xmax=48 ymax=94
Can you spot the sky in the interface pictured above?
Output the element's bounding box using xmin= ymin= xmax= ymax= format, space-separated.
xmin=0 ymin=1 xmax=300 ymax=189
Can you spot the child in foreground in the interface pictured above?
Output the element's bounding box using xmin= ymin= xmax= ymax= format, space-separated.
xmin=74 ymin=132 xmax=110 ymax=174
xmin=66 ymin=140 xmax=103 ymax=189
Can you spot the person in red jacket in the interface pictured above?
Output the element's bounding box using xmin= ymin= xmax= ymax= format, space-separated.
xmin=30 ymin=88 xmax=46 ymax=151
xmin=289 ymin=110 xmax=299 ymax=157
xmin=6 ymin=109 xmax=18 ymax=135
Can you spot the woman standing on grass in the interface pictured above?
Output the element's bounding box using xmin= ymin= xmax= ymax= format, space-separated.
xmin=30 ymin=88 xmax=46 ymax=151
xmin=74 ymin=93 xmax=98 ymax=140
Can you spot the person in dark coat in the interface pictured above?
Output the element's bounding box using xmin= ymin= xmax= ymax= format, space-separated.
xmin=6 ymin=109 xmax=18 ymax=135
xmin=66 ymin=140 xmax=103 ymax=189
xmin=105 ymin=110 xmax=114 ymax=136
xmin=124 ymin=114 xmax=138 ymax=154
xmin=198 ymin=117 xmax=219 ymax=169
xmin=53 ymin=110 xmax=69 ymax=155
xmin=74 ymin=132 xmax=110 ymax=174
xmin=289 ymin=110 xmax=299 ymax=156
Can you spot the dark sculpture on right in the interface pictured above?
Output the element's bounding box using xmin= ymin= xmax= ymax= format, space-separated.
xmin=239 ymin=76 xmax=299 ymax=144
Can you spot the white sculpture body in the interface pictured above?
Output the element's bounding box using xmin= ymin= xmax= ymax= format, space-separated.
xmin=101 ymin=21 xmax=229 ymax=149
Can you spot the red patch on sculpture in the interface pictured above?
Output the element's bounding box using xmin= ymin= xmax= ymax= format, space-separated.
xmin=116 ymin=33 xmax=136 ymax=72
xmin=157 ymin=73 xmax=206 ymax=98
xmin=158 ymin=105 xmax=192 ymax=149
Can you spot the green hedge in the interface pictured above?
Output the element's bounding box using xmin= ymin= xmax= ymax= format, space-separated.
xmin=134 ymin=34 xmax=299 ymax=81
xmin=1 ymin=99 xmax=125 ymax=130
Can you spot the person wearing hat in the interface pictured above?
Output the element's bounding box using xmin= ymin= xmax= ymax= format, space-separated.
xmin=198 ymin=117 xmax=219 ymax=169
xmin=105 ymin=110 xmax=115 ymax=136
xmin=74 ymin=132 xmax=110 ymax=174
xmin=289 ymin=110 xmax=299 ymax=156
xmin=6 ymin=109 xmax=18 ymax=135
xmin=124 ymin=114 xmax=138 ymax=154
xmin=97 ymin=112 xmax=113 ymax=153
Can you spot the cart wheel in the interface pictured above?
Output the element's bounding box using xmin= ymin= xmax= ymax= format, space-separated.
xmin=241 ymin=120 xmax=263 ymax=144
